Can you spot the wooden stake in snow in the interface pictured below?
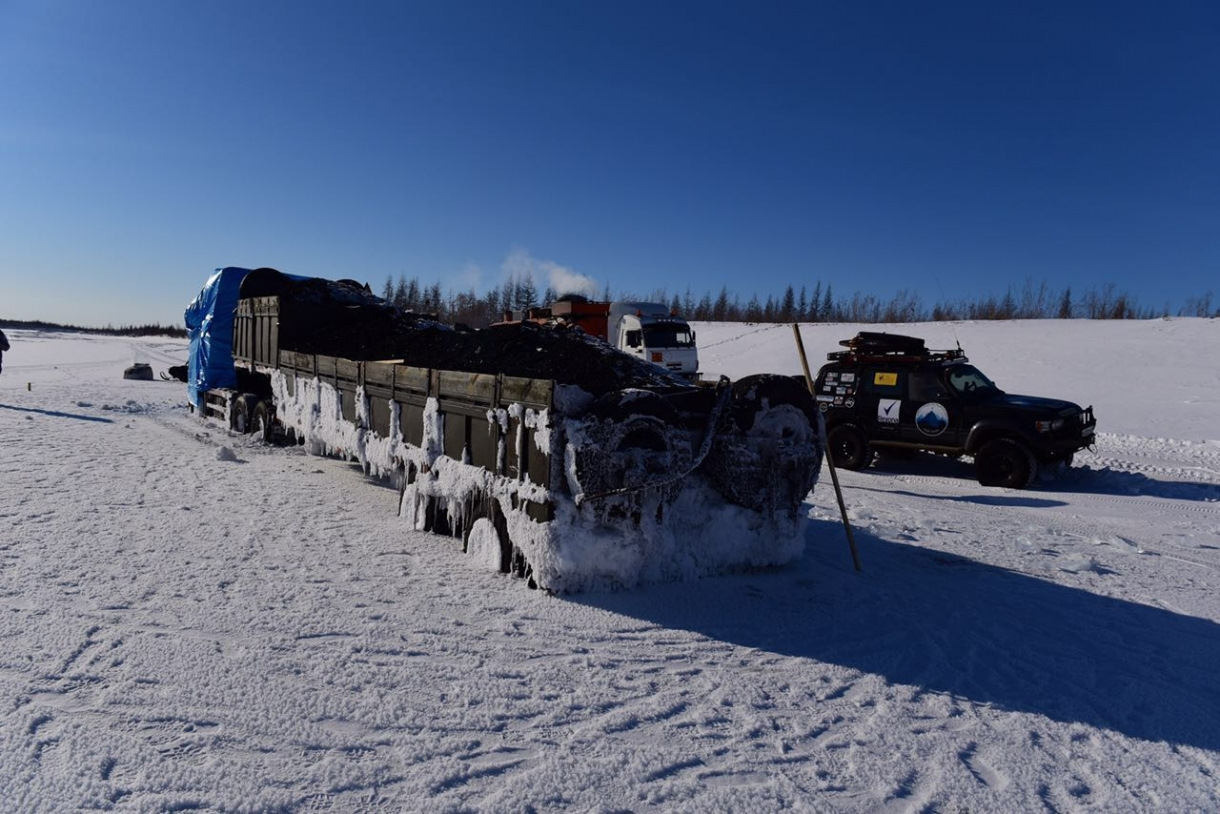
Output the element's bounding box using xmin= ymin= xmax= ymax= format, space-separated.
xmin=792 ymin=323 xmax=862 ymax=572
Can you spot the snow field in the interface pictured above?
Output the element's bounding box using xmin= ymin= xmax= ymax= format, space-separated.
xmin=1 ymin=320 xmax=1218 ymax=811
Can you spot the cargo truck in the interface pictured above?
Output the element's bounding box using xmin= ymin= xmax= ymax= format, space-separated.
xmin=185 ymin=267 xmax=822 ymax=592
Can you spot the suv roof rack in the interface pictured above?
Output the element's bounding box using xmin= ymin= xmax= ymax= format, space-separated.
xmin=826 ymin=331 xmax=965 ymax=363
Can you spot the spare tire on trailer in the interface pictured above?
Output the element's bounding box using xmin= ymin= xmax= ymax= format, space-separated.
xmin=704 ymin=374 xmax=822 ymax=516
xmin=569 ymin=389 xmax=691 ymax=516
xmin=721 ymin=374 xmax=817 ymax=434
xmin=236 ymin=267 xmax=291 ymax=298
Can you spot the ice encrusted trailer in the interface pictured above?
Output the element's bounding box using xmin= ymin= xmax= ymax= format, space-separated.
xmin=186 ymin=267 xmax=823 ymax=592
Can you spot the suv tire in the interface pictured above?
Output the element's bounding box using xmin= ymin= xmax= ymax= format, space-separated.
xmin=827 ymin=424 xmax=874 ymax=470
xmin=975 ymin=438 xmax=1037 ymax=489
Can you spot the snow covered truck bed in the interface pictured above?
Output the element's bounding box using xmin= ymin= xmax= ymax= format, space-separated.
xmin=188 ymin=268 xmax=823 ymax=592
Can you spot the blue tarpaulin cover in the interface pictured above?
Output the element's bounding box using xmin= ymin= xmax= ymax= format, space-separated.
xmin=184 ymin=267 xmax=251 ymax=409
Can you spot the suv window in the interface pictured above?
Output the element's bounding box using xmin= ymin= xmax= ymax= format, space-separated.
xmin=945 ymin=364 xmax=1000 ymax=397
xmin=908 ymin=369 xmax=949 ymax=401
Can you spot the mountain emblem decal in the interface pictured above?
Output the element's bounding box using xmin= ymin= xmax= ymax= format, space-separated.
xmin=915 ymin=402 xmax=949 ymax=436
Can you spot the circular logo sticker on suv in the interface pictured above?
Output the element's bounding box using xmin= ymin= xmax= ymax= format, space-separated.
xmin=915 ymin=402 xmax=949 ymax=436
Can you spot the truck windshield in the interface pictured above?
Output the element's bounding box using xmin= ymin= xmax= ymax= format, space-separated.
xmin=642 ymin=324 xmax=694 ymax=348
xmin=946 ymin=364 xmax=1001 ymax=397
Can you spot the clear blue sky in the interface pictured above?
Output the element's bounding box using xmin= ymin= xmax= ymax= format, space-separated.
xmin=2 ymin=0 xmax=1216 ymax=327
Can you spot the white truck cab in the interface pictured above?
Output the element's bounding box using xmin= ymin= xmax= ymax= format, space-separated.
xmin=608 ymin=302 xmax=699 ymax=381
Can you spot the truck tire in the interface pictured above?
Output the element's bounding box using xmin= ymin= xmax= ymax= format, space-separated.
xmin=572 ymin=390 xmax=689 ymax=512
xmin=827 ymin=424 xmax=873 ymax=470
xmin=704 ymin=375 xmax=821 ymax=515
xmin=975 ymin=438 xmax=1037 ymax=488
xmin=587 ymin=388 xmax=680 ymax=424
xmin=723 ymin=374 xmax=817 ymax=434
xmin=251 ymin=400 xmax=276 ymax=444
xmin=230 ymin=394 xmax=253 ymax=433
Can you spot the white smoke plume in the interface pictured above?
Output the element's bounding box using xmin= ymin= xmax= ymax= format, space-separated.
xmin=501 ymin=247 xmax=599 ymax=297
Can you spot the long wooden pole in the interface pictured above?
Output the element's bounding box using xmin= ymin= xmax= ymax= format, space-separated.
xmin=792 ymin=323 xmax=862 ymax=572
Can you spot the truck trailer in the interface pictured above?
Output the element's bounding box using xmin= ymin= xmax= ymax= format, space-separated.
xmin=185 ymin=267 xmax=822 ymax=592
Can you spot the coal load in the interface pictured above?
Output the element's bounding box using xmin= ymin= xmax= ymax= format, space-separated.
xmin=399 ymin=322 xmax=686 ymax=394
xmin=256 ymin=271 xmax=686 ymax=394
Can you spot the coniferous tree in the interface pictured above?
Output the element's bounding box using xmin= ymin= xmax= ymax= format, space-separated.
xmin=516 ymin=274 xmax=538 ymax=311
xmin=404 ymin=278 xmax=422 ymax=311
xmin=425 ymin=282 xmax=444 ymax=315
xmin=500 ymin=276 xmax=518 ymax=317
xmin=745 ymin=294 xmax=762 ymax=322
xmin=809 ymin=281 xmax=823 ymax=321
xmin=483 ymin=288 xmax=503 ymax=324
xmin=779 ymin=285 xmax=795 ymax=322
xmin=713 ymin=286 xmax=731 ymax=321
xmin=1058 ymin=287 xmax=1073 ymax=319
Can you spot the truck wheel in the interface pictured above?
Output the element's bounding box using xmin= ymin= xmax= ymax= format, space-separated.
xmin=251 ymin=400 xmax=276 ymax=444
xmin=975 ymin=438 xmax=1037 ymax=488
xmin=724 ymin=374 xmax=817 ymax=434
xmin=588 ymin=389 xmax=680 ymax=424
xmin=704 ymin=375 xmax=821 ymax=515
xmin=230 ymin=394 xmax=253 ymax=433
xmin=827 ymin=424 xmax=873 ymax=470
xmin=583 ymin=390 xmax=685 ymax=482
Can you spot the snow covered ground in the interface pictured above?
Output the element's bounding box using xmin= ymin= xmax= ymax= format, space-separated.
xmin=1 ymin=318 xmax=1218 ymax=812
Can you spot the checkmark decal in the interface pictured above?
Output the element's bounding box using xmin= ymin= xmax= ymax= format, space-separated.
xmin=878 ymin=398 xmax=901 ymax=424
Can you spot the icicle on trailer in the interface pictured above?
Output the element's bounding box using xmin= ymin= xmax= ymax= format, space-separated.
xmin=186 ymin=268 xmax=824 ymax=592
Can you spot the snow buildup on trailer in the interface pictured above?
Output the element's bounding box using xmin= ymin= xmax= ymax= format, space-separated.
xmin=268 ymin=367 xmax=810 ymax=592
xmin=464 ymin=518 xmax=505 ymax=572
xmin=422 ymin=398 xmax=443 ymax=464
xmin=524 ymin=405 xmax=551 ymax=455
xmin=487 ymin=407 xmax=510 ymax=475
xmin=270 ymin=372 xmax=365 ymax=465
xmin=360 ymin=396 xmax=405 ymax=481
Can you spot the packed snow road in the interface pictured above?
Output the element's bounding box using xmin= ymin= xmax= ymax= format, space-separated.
xmin=1 ymin=320 xmax=1218 ymax=812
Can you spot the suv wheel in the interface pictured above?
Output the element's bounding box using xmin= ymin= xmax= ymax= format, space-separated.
xmin=827 ymin=424 xmax=873 ymax=470
xmin=975 ymin=438 xmax=1037 ymax=488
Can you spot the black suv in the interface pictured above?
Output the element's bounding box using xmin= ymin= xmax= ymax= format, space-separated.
xmin=815 ymin=332 xmax=1096 ymax=488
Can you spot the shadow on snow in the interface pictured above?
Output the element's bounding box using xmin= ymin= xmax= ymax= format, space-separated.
xmin=868 ymin=452 xmax=1220 ymax=503
xmin=0 ymin=403 xmax=114 ymax=423
xmin=575 ymin=519 xmax=1220 ymax=752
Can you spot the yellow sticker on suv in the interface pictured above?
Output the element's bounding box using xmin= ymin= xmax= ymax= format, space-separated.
xmin=874 ymin=372 xmax=898 ymax=386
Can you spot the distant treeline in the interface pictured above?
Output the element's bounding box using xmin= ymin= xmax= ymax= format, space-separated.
xmin=0 ymin=319 xmax=187 ymax=338
xmin=382 ymin=274 xmax=1220 ymax=328
xmin=5 ymin=278 xmax=1215 ymax=336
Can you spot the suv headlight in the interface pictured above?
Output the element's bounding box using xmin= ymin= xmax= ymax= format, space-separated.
xmin=1035 ymin=418 xmax=1065 ymax=433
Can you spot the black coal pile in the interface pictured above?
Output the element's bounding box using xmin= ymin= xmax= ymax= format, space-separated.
xmin=257 ymin=270 xmax=686 ymax=393
xmin=252 ymin=272 xmax=444 ymax=361
xmin=398 ymin=321 xmax=687 ymax=393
